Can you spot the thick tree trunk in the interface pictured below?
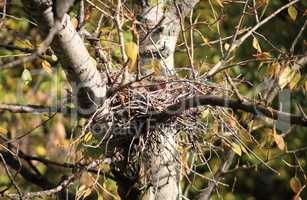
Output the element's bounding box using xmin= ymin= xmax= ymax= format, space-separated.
xmin=135 ymin=0 xmax=199 ymax=76
xmin=21 ymin=0 xmax=106 ymax=114
xmin=130 ymin=1 xmax=199 ymax=199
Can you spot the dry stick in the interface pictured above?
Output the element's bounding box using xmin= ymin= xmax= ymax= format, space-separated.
xmin=0 ymin=104 xmax=60 ymax=113
xmin=290 ymin=19 xmax=307 ymax=54
xmin=114 ymin=0 xmax=128 ymax=84
xmin=175 ymin=2 xmax=195 ymax=78
xmin=207 ymin=0 xmax=301 ymax=77
xmin=225 ymin=0 xmax=250 ymax=59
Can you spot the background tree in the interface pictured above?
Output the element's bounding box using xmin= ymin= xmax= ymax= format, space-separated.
xmin=0 ymin=0 xmax=306 ymax=200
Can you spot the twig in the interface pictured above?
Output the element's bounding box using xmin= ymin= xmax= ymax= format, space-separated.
xmin=77 ymin=0 xmax=85 ymax=31
xmin=0 ymin=104 xmax=61 ymax=113
xmin=290 ymin=19 xmax=307 ymax=54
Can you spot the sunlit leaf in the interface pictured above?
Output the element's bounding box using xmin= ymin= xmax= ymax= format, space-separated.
xmin=292 ymin=196 xmax=302 ymax=200
xmin=21 ymin=68 xmax=32 ymax=85
xmin=231 ymin=142 xmax=242 ymax=156
xmin=278 ymin=66 xmax=294 ymax=89
xmin=201 ymin=109 xmax=210 ymax=119
xmin=290 ymin=177 xmax=302 ymax=193
xmin=35 ymin=145 xmax=46 ymax=156
xmin=71 ymin=17 xmax=79 ymax=29
xmin=288 ymin=6 xmax=298 ymax=21
xmin=224 ymin=43 xmax=230 ymax=51
xmin=0 ymin=127 xmax=7 ymax=135
xmin=51 ymin=54 xmax=58 ymax=62
xmin=273 ymin=129 xmax=285 ymax=151
xmin=252 ymin=37 xmax=262 ymax=53
xmin=289 ymin=71 xmax=301 ymax=90
xmin=125 ymin=41 xmax=138 ymax=72
xmin=215 ymin=0 xmax=224 ymax=7
xmin=268 ymin=62 xmax=281 ymax=77
xmin=41 ymin=60 xmax=52 ymax=74
xmin=83 ymin=132 xmax=93 ymax=142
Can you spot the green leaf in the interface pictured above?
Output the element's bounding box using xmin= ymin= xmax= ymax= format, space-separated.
xmin=21 ymin=68 xmax=32 ymax=85
xmin=288 ymin=6 xmax=298 ymax=21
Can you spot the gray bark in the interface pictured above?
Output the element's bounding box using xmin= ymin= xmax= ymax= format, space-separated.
xmin=21 ymin=0 xmax=106 ymax=114
xmin=135 ymin=0 xmax=199 ymax=76
xmin=132 ymin=1 xmax=199 ymax=199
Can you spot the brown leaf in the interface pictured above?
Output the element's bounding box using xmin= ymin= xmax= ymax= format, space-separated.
xmin=273 ymin=129 xmax=285 ymax=151
xmin=290 ymin=177 xmax=302 ymax=193
xmin=41 ymin=60 xmax=52 ymax=74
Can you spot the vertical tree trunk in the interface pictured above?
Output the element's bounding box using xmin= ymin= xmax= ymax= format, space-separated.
xmin=131 ymin=1 xmax=199 ymax=199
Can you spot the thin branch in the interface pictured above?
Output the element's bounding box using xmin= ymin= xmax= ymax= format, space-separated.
xmin=198 ymin=151 xmax=235 ymax=200
xmin=290 ymin=19 xmax=307 ymax=54
xmin=0 ymin=104 xmax=61 ymax=114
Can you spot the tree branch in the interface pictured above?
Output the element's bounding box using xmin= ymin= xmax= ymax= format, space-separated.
xmin=0 ymin=104 xmax=60 ymax=114
xmin=155 ymin=95 xmax=307 ymax=126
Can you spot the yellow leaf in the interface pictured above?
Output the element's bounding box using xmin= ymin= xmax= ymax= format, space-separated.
xmin=268 ymin=62 xmax=281 ymax=77
xmin=51 ymin=54 xmax=58 ymax=62
xmin=125 ymin=42 xmax=138 ymax=73
xmin=83 ymin=132 xmax=92 ymax=142
xmin=41 ymin=60 xmax=52 ymax=74
xmin=290 ymin=177 xmax=302 ymax=193
xmin=278 ymin=66 xmax=294 ymax=89
xmin=224 ymin=43 xmax=230 ymax=51
xmin=0 ymin=127 xmax=8 ymax=135
xmin=201 ymin=109 xmax=210 ymax=119
xmin=252 ymin=37 xmax=262 ymax=53
xmin=231 ymin=142 xmax=242 ymax=156
xmin=273 ymin=129 xmax=285 ymax=151
xmin=35 ymin=145 xmax=46 ymax=156
xmin=288 ymin=6 xmax=298 ymax=21
xmin=21 ymin=68 xmax=32 ymax=85
xmin=15 ymin=39 xmax=33 ymax=48
xmin=215 ymin=0 xmax=224 ymax=7
xmin=289 ymin=71 xmax=301 ymax=90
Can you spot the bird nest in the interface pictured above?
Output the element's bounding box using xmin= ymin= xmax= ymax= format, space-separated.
xmin=88 ymin=75 xmax=232 ymax=143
